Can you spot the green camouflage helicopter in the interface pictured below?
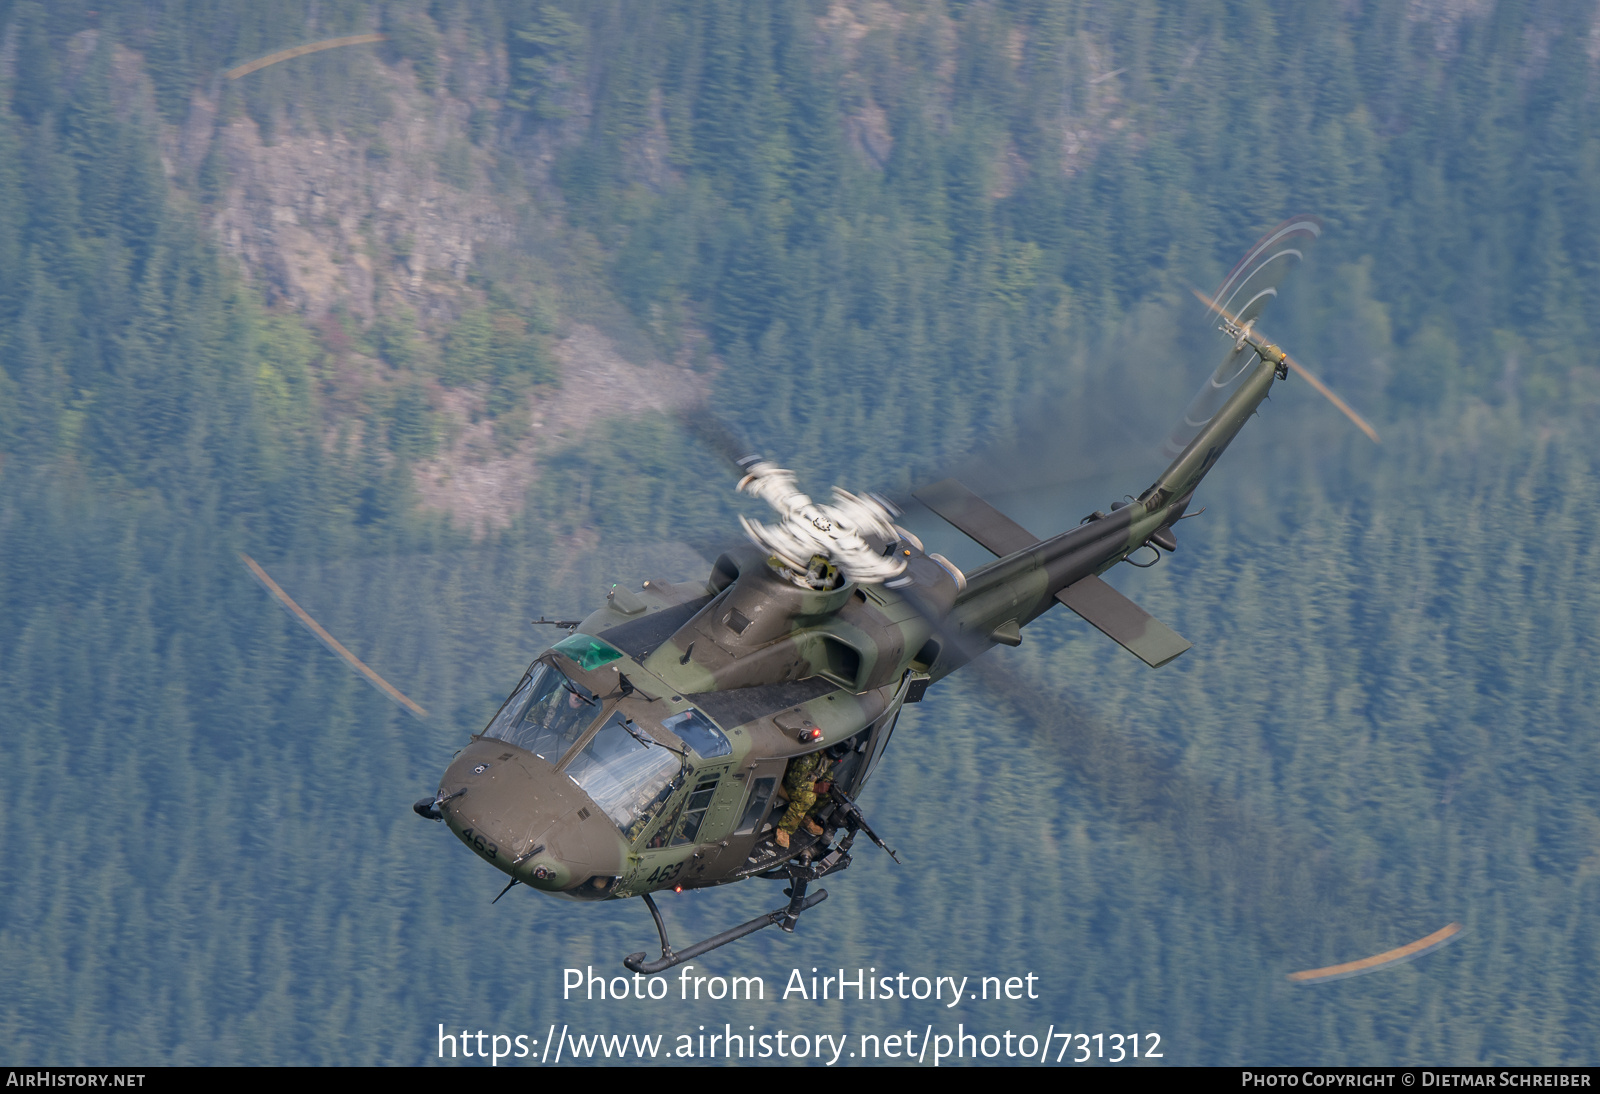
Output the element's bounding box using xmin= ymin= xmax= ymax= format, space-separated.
xmin=255 ymin=217 xmax=1377 ymax=974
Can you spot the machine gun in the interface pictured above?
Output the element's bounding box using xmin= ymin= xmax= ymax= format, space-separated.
xmin=827 ymin=785 xmax=901 ymax=864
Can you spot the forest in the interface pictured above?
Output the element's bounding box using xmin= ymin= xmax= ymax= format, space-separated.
xmin=1 ymin=0 xmax=1597 ymax=1066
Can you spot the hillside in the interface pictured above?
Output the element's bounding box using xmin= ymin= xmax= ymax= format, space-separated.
xmin=1 ymin=0 xmax=1598 ymax=1067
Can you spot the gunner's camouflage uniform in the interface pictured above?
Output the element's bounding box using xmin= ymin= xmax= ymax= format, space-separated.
xmin=777 ymin=751 xmax=831 ymax=837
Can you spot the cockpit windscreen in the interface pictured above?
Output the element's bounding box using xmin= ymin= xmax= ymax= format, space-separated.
xmin=564 ymin=713 xmax=681 ymax=834
xmin=482 ymin=662 xmax=599 ymax=764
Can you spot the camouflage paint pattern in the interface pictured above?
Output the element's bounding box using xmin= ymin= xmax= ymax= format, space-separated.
xmin=430 ymin=347 xmax=1288 ymax=903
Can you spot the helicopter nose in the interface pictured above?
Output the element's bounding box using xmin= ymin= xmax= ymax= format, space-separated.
xmin=437 ymin=739 xmax=623 ymax=895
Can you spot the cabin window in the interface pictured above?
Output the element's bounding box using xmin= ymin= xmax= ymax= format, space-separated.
xmin=671 ymin=773 xmax=722 ymax=845
xmin=661 ymin=709 xmax=732 ymax=759
xmin=734 ymin=776 xmax=778 ymax=835
xmin=565 ymin=713 xmax=681 ymax=835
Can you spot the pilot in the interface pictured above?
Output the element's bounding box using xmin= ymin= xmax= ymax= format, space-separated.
xmin=520 ymin=681 xmax=596 ymax=761
xmin=547 ymin=685 xmax=591 ymax=735
xmin=774 ymin=750 xmax=831 ymax=850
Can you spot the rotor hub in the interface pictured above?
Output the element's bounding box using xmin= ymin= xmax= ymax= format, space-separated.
xmin=736 ymin=461 xmax=907 ymax=589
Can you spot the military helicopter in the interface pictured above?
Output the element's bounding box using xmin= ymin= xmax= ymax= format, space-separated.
xmin=252 ymin=216 xmax=1378 ymax=975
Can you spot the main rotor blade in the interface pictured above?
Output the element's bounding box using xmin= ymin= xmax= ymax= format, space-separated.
xmin=1190 ymin=286 xmax=1381 ymax=445
xmin=241 ymin=553 xmax=430 ymax=721
xmin=955 ymin=646 xmax=1397 ymax=963
xmin=1287 ymin=922 xmax=1464 ymax=985
xmin=677 ymin=403 xmax=762 ymax=471
xmin=225 ymin=33 xmax=388 ymax=80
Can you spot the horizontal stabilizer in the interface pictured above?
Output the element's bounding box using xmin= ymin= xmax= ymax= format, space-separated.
xmin=1055 ymin=575 xmax=1191 ymax=668
xmin=914 ymin=479 xmax=1039 ymax=557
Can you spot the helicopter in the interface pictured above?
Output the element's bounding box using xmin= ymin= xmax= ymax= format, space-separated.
xmin=252 ymin=216 xmax=1379 ymax=975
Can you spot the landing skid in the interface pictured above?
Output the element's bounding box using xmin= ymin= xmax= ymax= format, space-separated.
xmin=623 ymin=876 xmax=829 ymax=975
xmin=623 ymin=829 xmax=859 ymax=974
xmin=622 ymin=794 xmax=899 ymax=974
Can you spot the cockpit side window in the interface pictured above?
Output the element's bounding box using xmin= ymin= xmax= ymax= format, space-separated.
xmin=482 ymin=662 xmax=599 ymax=765
xmin=565 ymin=713 xmax=682 ymax=836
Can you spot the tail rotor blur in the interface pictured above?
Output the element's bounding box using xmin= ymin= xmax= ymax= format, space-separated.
xmin=1189 ymin=285 xmax=1380 ymax=444
xmin=1165 ymin=216 xmax=1327 ymax=457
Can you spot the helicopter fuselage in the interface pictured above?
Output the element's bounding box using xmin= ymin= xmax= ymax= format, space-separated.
xmin=432 ymin=348 xmax=1285 ymax=905
xmin=436 ymin=550 xmax=940 ymax=902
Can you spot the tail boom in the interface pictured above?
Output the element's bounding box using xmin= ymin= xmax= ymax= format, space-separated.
xmin=1137 ymin=347 xmax=1281 ymax=517
xmin=942 ymin=351 xmax=1282 ymax=667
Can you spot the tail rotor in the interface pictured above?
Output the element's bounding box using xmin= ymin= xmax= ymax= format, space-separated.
xmin=1189 ymin=285 xmax=1380 ymax=444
